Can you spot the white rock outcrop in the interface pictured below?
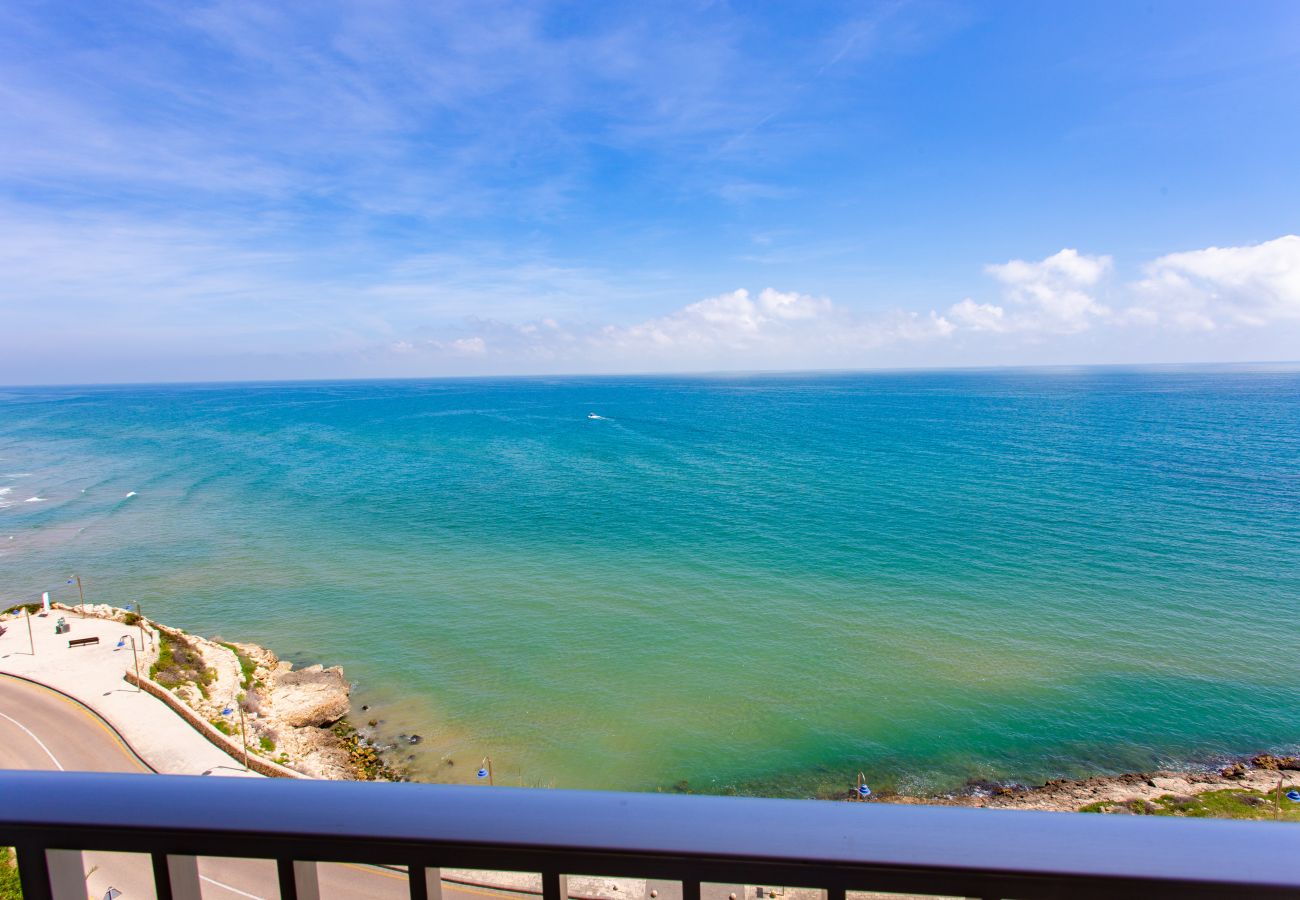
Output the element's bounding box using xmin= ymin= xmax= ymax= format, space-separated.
xmin=271 ymin=664 xmax=351 ymax=727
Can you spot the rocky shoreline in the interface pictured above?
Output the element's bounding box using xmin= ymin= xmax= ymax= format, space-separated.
xmin=18 ymin=601 xmax=1299 ymax=810
xmin=38 ymin=602 xmax=403 ymax=781
xmin=862 ymin=753 xmax=1300 ymax=814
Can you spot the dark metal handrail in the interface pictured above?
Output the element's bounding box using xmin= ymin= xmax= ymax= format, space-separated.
xmin=2 ymin=770 xmax=1298 ymax=899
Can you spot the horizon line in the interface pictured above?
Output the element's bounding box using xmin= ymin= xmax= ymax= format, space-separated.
xmin=3 ymin=359 xmax=1300 ymax=391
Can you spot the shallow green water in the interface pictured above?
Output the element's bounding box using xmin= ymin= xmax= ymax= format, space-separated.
xmin=2 ymin=368 xmax=1298 ymax=795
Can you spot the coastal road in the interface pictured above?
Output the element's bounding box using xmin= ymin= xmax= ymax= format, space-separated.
xmin=0 ymin=674 xmax=551 ymax=900
xmin=0 ymin=674 xmax=148 ymax=773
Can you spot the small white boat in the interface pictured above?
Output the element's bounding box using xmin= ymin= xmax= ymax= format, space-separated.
xmin=587 ymin=413 xmax=602 ymax=420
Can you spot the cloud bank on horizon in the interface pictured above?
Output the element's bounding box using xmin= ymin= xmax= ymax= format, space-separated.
xmin=398 ymin=235 xmax=1300 ymax=371
xmin=1 ymin=1 xmax=1299 ymax=383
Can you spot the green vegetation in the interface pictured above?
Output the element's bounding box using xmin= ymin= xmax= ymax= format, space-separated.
xmin=218 ymin=642 xmax=259 ymax=690
xmin=210 ymin=718 xmax=233 ymax=736
xmin=1081 ymin=786 xmax=1300 ymax=822
xmin=123 ymin=612 xmax=141 ymax=626
xmin=259 ymin=736 xmax=276 ymax=753
xmin=0 ymin=603 xmax=39 ymax=618
xmin=1 ymin=847 xmax=22 ymax=900
xmin=151 ymin=630 xmax=215 ymax=692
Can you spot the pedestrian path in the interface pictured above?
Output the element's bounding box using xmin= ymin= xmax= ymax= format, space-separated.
xmin=0 ymin=609 xmax=254 ymax=776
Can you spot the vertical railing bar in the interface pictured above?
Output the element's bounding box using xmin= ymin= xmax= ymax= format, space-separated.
xmin=825 ymin=888 xmax=846 ymax=900
xmin=151 ymin=853 xmax=174 ymax=900
xmin=166 ymin=855 xmax=202 ymax=900
xmin=409 ymin=864 xmax=428 ymax=900
xmin=425 ymin=865 xmax=445 ymax=900
xmin=681 ymin=879 xmax=701 ymax=900
xmin=42 ymin=849 xmax=86 ymax=900
xmin=542 ymin=871 xmax=568 ymax=900
xmin=277 ymin=858 xmax=298 ymax=900
xmin=292 ymin=861 xmax=321 ymax=900
xmin=14 ymin=845 xmax=53 ymax=900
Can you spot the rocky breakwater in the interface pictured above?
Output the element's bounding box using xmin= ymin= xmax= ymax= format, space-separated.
xmin=62 ymin=603 xmax=399 ymax=780
xmin=871 ymin=753 xmax=1300 ymax=815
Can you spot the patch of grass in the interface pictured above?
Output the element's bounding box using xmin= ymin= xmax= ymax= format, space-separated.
xmin=260 ymin=736 xmax=275 ymax=753
xmin=1082 ymin=787 xmax=1300 ymax=821
xmin=218 ymin=642 xmax=257 ymax=690
xmin=1 ymin=603 xmax=40 ymax=618
xmin=210 ymin=718 xmax=233 ymax=737
xmin=1 ymin=846 xmax=22 ymax=900
xmin=151 ymin=630 xmax=215 ymax=690
xmin=123 ymin=612 xmax=141 ymax=626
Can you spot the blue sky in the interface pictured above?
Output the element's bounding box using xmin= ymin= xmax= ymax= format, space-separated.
xmin=2 ymin=0 xmax=1299 ymax=382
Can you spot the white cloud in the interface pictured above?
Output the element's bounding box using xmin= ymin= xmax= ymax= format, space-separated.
xmin=947 ymin=298 xmax=1007 ymax=333
xmin=950 ymin=248 xmax=1112 ymax=334
xmin=450 ymin=336 xmax=487 ymax=355
xmin=610 ymin=288 xmax=832 ymax=349
xmin=1129 ymin=235 xmax=1300 ymax=329
xmin=379 ymin=287 xmax=955 ymax=372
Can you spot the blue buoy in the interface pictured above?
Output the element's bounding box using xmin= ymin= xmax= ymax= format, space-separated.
xmin=1287 ymin=790 xmax=1300 ymax=803
xmin=477 ymin=768 xmax=489 ymax=779
xmin=857 ymin=784 xmax=872 ymax=798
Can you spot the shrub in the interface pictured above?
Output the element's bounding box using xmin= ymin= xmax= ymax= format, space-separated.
xmin=151 ymin=631 xmax=215 ymax=689
xmin=1 ymin=603 xmax=40 ymax=618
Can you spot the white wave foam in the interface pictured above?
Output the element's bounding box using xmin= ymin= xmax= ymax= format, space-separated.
xmin=0 ymin=487 xmax=10 ymax=496
xmin=24 ymin=496 xmax=45 ymax=502
xmin=125 ymin=491 xmax=137 ymax=498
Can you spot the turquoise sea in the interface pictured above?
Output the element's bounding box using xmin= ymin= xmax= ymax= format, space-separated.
xmin=2 ymin=368 xmax=1298 ymax=795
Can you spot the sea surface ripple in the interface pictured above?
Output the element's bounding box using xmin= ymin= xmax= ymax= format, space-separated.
xmin=2 ymin=367 xmax=1298 ymax=795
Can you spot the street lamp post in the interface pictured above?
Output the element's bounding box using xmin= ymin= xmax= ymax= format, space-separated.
xmin=66 ymin=576 xmax=86 ymax=618
xmin=116 ymin=635 xmax=141 ymax=690
xmin=24 ymin=606 xmax=34 ymax=656
xmin=222 ymin=702 xmax=250 ymax=771
xmin=478 ymin=756 xmax=494 ymax=786
xmin=127 ymin=602 xmax=150 ymax=650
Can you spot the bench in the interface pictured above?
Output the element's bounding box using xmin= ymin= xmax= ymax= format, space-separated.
xmin=68 ymin=636 xmax=99 ymax=648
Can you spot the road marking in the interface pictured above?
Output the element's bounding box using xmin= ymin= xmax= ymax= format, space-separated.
xmin=341 ymin=862 xmax=407 ymax=880
xmin=0 ymin=673 xmax=150 ymax=772
xmin=202 ymin=868 xmax=523 ymax=900
xmin=0 ymin=708 xmax=64 ymax=770
xmin=454 ymin=885 xmax=538 ymax=900
xmin=40 ymin=682 xmax=151 ymax=771
xmin=201 ymin=875 xmax=266 ymax=900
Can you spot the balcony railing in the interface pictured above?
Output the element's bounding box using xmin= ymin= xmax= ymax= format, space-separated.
xmin=2 ymin=770 xmax=1298 ymax=900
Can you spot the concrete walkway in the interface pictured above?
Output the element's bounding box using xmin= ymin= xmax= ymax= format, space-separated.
xmin=0 ymin=609 xmax=255 ymax=776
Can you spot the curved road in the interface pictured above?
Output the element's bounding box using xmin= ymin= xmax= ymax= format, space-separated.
xmin=0 ymin=675 xmax=148 ymax=773
xmin=0 ymin=675 xmax=538 ymax=900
